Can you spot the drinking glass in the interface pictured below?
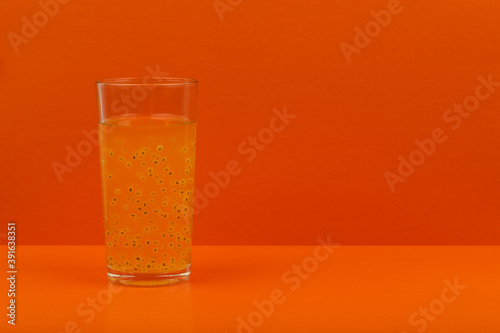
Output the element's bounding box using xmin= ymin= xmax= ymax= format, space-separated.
xmin=96 ymin=77 xmax=197 ymax=286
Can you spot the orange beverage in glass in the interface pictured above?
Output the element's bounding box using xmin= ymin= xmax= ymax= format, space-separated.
xmin=96 ymin=78 xmax=198 ymax=286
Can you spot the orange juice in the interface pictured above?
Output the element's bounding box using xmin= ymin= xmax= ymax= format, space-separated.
xmin=99 ymin=115 xmax=196 ymax=279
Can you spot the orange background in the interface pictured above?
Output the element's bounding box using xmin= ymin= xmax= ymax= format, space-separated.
xmin=3 ymin=245 xmax=499 ymax=332
xmin=0 ymin=0 xmax=499 ymax=245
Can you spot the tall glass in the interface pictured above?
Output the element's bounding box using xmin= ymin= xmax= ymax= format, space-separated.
xmin=96 ymin=77 xmax=197 ymax=286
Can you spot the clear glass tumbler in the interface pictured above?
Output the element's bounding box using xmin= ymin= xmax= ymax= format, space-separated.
xmin=96 ymin=77 xmax=197 ymax=286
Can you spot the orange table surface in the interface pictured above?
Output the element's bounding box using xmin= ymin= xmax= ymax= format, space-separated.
xmin=1 ymin=245 xmax=498 ymax=333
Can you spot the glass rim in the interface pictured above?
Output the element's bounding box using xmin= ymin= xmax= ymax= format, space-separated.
xmin=96 ymin=77 xmax=198 ymax=86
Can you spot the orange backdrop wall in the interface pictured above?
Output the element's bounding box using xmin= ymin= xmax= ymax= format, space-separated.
xmin=1 ymin=0 xmax=499 ymax=245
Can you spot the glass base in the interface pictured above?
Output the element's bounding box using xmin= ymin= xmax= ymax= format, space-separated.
xmin=107 ymin=265 xmax=190 ymax=287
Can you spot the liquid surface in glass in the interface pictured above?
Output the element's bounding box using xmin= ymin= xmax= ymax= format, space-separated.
xmin=99 ymin=115 xmax=196 ymax=275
